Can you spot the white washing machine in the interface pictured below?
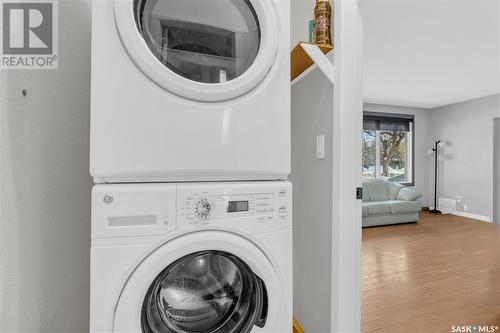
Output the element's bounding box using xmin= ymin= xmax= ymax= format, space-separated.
xmin=90 ymin=0 xmax=290 ymax=183
xmin=90 ymin=181 xmax=292 ymax=332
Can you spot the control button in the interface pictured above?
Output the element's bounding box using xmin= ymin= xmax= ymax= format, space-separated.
xmin=278 ymin=214 xmax=288 ymax=222
xmin=279 ymin=206 xmax=287 ymax=214
xmin=257 ymin=216 xmax=266 ymax=222
xmin=256 ymin=195 xmax=271 ymax=200
xmin=279 ymin=190 xmax=287 ymax=198
xmin=193 ymin=199 xmax=214 ymax=220
xmin=266 ymin=215 xmax=274 ymax=221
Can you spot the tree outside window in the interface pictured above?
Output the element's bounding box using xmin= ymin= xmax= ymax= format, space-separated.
xmin=362 ymin=114 xmax=413 ymax=184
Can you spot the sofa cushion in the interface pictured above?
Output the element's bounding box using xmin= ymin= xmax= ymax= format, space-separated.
xmin=397 ymin=187 xmax=423 ymax=201
xmin=362 ymin=182 xmax=371 ymax=202
xmin=364 ymin=179 xmax=390 ymax=202
xmin=389 ymin=200 xmax=422 ymax=214
xmin=363 ymin=202 xmax=391 ymax=216
xmin=362 ymin=205 xmax=369 ymax=217
xmin=386 ymin=181 xmax=404 ymax=200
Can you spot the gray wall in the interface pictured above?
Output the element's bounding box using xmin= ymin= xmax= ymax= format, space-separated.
xmin=428 ymin=94 xmax=500 ymax=219
xmin=291 ymin=68 xmax=333 ymax=333
xmin=0 ymin=1 xmax=92 ymax=331
xmin=290 ymin=0 xmax=315 ymax=47
xmin=493 ymin=118 xmax=500 ymax=224
xmin=363 ymin=103 xmax=431 ymax=206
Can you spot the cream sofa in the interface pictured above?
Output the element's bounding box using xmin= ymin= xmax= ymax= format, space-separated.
xmin=362 ymin=179 xmax=423 ymax=227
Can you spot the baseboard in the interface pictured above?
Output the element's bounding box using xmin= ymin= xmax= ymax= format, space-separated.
xmin=432 ymin=198 xmax=493 ymax=223
xmin=429 ymin=206 xmax=492 ymax=223
xmin=451 ymin=210 xmax=492 ymax=223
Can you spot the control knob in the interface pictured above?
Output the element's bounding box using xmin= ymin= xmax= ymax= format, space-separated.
xmin=194 ymin=199 xmax=214 ymax=220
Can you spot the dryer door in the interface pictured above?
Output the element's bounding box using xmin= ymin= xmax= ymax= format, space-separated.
xmin=113 ymin=231 xmax=281 ymax=332
xmin=114 ymin=0 xmax=279 ymax=102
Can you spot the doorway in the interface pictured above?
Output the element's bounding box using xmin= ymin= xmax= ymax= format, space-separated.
xmin=494 ymin=118 xmax=500 ymax=224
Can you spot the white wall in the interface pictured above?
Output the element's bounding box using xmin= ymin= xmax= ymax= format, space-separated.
xmin=291 ymin=68 xmax=333 ymax=333
xmin=0 ymin=1 xmax=92 ymax=331
xmin=290 ymin=0 xmax=315 ymax=47
xmin=363 ymin=103 xmax=431 ymax=206
xmin=494 ymin=118 xmax=500 ymax=224
xmin=428 ymin=94 xmax=500 ymax=220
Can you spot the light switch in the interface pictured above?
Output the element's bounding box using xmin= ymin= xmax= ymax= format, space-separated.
xmin=316 ymin=135 xmax=325 ymax=159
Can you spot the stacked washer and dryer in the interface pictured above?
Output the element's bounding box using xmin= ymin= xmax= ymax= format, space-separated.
xmin=89 ymin=0 xmax=291 ymax=332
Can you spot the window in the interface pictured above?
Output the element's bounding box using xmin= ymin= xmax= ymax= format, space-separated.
xmin=362 ymin=113 xmax=414 ymax=185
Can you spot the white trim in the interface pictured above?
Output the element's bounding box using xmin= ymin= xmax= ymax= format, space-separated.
xmin=493 ymin=118 xmax=499 ymax=225
xmin=291 ymin=51 xmax=334 ymax=86
xmin=0 ymin=64 xmax=4 ymax=330
xmin=450 ymin=210 xmax=492 ymax=223
xmin=431 ymin=207 xmax=492 ymax=223
xmin=291 ymin=63 xmax=318 ymax=86
xmin=300 ymin=43 xmax=335 ymax=84
xmin=330 ymin=0 xmax=363 ymax=332
xmin=375 ymin=130 xmax=381 ymax=177
xmin=407 ymin=121 xmax=413 ymax=184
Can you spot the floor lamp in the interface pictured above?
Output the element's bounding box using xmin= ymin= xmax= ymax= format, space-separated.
xmin=427 ymin=140 xmax=443 ymax=214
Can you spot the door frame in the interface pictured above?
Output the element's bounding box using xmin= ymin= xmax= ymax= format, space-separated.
xmin=493 ymin=118 xmax=500 ymax=224
xmin=331 ymin=0 xmax=364 ymax=331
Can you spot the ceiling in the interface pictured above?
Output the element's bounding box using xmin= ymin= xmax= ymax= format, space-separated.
xmin=361 ymin=0 xmax=500 ymax=109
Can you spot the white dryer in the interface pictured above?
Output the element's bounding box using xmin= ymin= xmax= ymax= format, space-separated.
xmin=90 ymin=181 xmax=292 ymax=332
xmin=90 ymin=0 xmax=290 ymax=183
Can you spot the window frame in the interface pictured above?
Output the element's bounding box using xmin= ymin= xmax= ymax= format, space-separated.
xmin=362 ymin=112 xmax=415 ymax=186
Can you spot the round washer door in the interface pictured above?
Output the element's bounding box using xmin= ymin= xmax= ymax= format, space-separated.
xmin=113 ymin=231 xmax=281 ymax=333
xmin=114 ymin=0 xmax=279 ymax=102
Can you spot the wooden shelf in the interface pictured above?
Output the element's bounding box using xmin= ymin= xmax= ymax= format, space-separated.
xmin=291 ymin=42 xmax=334 ymax=81
xmin=293 ymin=316 xmax=305 ymax=333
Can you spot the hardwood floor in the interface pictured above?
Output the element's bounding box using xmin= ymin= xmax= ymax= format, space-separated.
xmin=362 ymin=212 xmax=500 ymax=333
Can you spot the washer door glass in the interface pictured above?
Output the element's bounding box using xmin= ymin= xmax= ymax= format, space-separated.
xmin=134 ymin=0 xmax=261 ymax=84
xmin=141 ymin=250 xmax=268 ymax=333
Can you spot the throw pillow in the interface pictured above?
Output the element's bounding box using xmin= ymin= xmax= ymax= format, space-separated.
xmin=397 ymin=187 xmax=423 ymax=201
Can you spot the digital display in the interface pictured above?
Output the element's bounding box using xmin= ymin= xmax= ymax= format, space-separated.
xmin=227 ymin=201 xmax=249 ymax=213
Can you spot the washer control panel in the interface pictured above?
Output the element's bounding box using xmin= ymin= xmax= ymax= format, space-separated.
xmin=177 ymin=182 xmax=291 ymax=228
xmin=182 ymin=193 xmax=276 ymax=222
xmin=92 ymin=182 xmax=291 ymax=239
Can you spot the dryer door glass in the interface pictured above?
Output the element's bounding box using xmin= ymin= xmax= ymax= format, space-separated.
xmin=134 ymin=0 xmax=261 ymax=84
xmin=141 ymin=250 xmax=268 ymax=333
